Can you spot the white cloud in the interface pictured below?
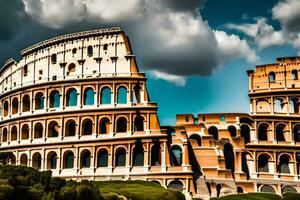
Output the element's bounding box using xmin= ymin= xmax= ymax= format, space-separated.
xmin=151 ymin=70 xmax=186 ymax=86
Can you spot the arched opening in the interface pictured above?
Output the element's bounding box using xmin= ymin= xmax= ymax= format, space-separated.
xmin=82 ymin=119 xmax=93 ymax=135
xmin=241 ymin=152 xmax=250 ymax=180
xmin=117 ymin=86 xmax=127 ymax=104
xmin=81 ymin=150 xmax=91 ymax=168
xmin=134 ymin=116 xmax=144 ymax=132
xmin=87 ymin=45 xmax=93 ymax=57
xmin=66 ymin=88 xmax=77 ymax=107
xmin=171 ymin=145 xmax=182 ymax=166
xmin=65 ymin=120 xmax=76 ymax=137
xmin=278 ymin=154 xmax=291 ymax=174
xmin=133 ymin=84 xmax=142 ymax=103
xmin=294 ymin=124 xmax=300 ymax=142
xmin=48 ymin=121 xmax=59 ymax=137
xmin=237 ymin=186 xmax=243 ymax=194
xmin=241 ymin=125 xmax=251 ymax=144
xmin=100 ymin=87 xmax=111 ymax=104
xmin=292 ymin=69 xmax=298 ymax=80
xmin=258 ymin=123 xmax=269 ymax=141
xmin=151 ymin=142 xmax=161 ymax=166
xmin=115 ymin=148 xmax=126 ymax=167
xmin=297 ymin=155 xmax=300 ymax=175
xmin=63 ymin=151 xmax=74 ymax=169
xmin=283 ymin=186 xmax=297 ymax=194
xmin=269 ymin=72 xmax=275 ymax=82
xmin=99 ymin=117 xmax=110 ymax=134
xmin=50 ymin=90 xmax=60 ymax=108
xmin=116 ymin=117 xmax=127 ymax=133
xmin=208 ymin=126 xmax=218 ymax=140
xmin=97 ymin=149 xmax=108 ymax=167
xmin=47 ymin=151 xmax=57 ymax=169
xmin=67 ymin=63 xmax=76 ymax=74
xmin=274 ymin=98 xmax=285 ymax=113
xmin=258 ymin=154 xmax=270 ymax=172
xmin=11 ymin=126 xmax=17 ymax=141
xmin=20 ymin=154 xmax=28 ymax=166
xmin=261 ymin=185 xmax=276 ymax=193
xmin=276 ymin=123 xmax=286 ymax=142
xmin=35 ymin=92 xmax=44 ymax=110
xmin=224 ymin=143 xmax=235 ymax=177
xmin=21 ymin=124 xmax=29 ymax=140
xmin=51 ymin=54 xmax=57 ymax=64
xmin=10 ymin=155 xmax=16 ymax=165
xmin=12 ymin=98 xmax=18 ymax=114
xmin=216 ymin=184 xmax=222 ymax=197
xmin=132 ymin=142 xmax=144 ymax=166
xmin=3 ymin=101 xmax=8 ymax=117
xmin=32 ymin=152 xmax=42 ymax=169
xmin=228 ymin=126 xmax=237 ymax=137
xmin=84 ymin=88 xmax=94 ymax=105
xmin=22 ymin=94 xmax=30 ymax=112
xmin=168 ymin=180 xmax=183 ymax=191
xmin=34 ymin=123 xmax=43 ymax=139
xmin=189 ymin=134 xmax=202 ymax=147
xmin=2 ymin=128 xmax=7 ymax=142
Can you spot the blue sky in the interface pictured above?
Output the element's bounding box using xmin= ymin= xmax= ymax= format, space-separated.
xmin=1 ymin=0 xmax=300 ymax=125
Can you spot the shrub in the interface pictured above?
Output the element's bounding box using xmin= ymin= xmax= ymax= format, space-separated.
xmin=58 ymin=185 xmax=77 ymax=200
xmin=0 ymin=183 xmax=14 ymax=200
xmin=283 ymin=192 xmax=300 ymax=200
xmin=49 ymin=177 xmax=66 ymax=191
xmin=102 ymin=192 xmax=121 ymax=200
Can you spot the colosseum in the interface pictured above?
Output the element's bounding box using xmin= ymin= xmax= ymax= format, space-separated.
xmin=0 ymin=27 xmax=300 ymax=199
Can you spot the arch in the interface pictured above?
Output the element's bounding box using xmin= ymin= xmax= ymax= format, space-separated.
xmin=81 ymin=150 xmax=91 ymax=168
xmin=189 ymin=134 xmax=202 ymax=147
xmin=258 ymin=123 xmax=269 ymax=141
xmin=10 ymin=154 xmax=16 ymax=165
xmin=66 ymin=88 xmax=77 ymax=107
xmin=11 ymin=126 xmax=17 ymax=141
xmin=293 ymin=124 xmax=300 ymax=142
xmin=97 ymin=149 xmax=108 ymax=167
xmin=47 ymin=151 xmax=57 ymax=169
xmin=168 ymin=180 xmax=183 ymax=191
xmin=116 ymin=117 xmax=127 ymax=133
xmin=228 ymin=126 xmax=237 ymax=137
xmin=292 ymin=69 xmax=298 ymax=80
xmin=134 ymin=116 xmax=144 ymax=132
xmin=100 ymin=87 xmax=111 ymax=104
xmin=48 ymin=121 xmax=59 ymax=137
xmin=34 ymin=123 xmax=43 ymax=139
xmin=117 ymin=86 xmax=127 ymax=104
xmin=115 ymin=148 xmax=126 ymax=167
xmin=171 ymin=145 xmax=182 ymax=166
xmin=63 ymin=151 xmax=74 ymax=169
xmin=51 ymin=54 xmax=57 ymax=64
xmin=276 ymin=123 xmax=287 ymax=142
xmin=132 ymin=142 xmax=144 ymax=166
xmin=22 ymin=94 xmax=30 ymax=112
xmin=12 ymin=97 xmax=18 ymax=114
xmin=224 ymin=143 xmax=235 ymax=177
xmin=50 ymin=90 xmax=60 ymax=108
xmin=2 ymin=128 xmax=7 ymax=142
xmin=217 ymin=184 xmax=222 ymax=197
xmin=32 ymin=152 xmax=42 ymax=169
xmin=256 ymin=99 xmax=271 ymax=112
xmin=3 ymin=100 xmax=8 ymax=117
xmin=99 ymin=117 xmax=110 ymax=134
xmin=21 ymin=124 xmax=29 ymax=140
xmin=84 ymin=87 xmax=94 ymax=105
xmin=208 ymin=126 xmax=218 ymax=140
xmin=241 ymin=124 xmax=251 ymax=144
xmin=241 ymin=152 xmax=250 ymax=180
xmin=65 ymin=119 xmax=76 ymax=137
xmin=87 ymin=45 xmax=93 ymax=57
xmin=237 ymin=186 xmax=243 ymax=194
xmin=274 ymin=98 xmax=285 ymax=113
xmin=82 ymin=118 xmax=93 ymax=135
xmin=35 ymin=92 xmax=44 ymax=110
xmin=133 ymin=84 xmax=142 ymax=103
xmin=278 ymin=154 xmax=291 ymax=174
xmin=68 ymin=63 xmax=76 ymax=74
xmin=268 ymin=72 xmax=276 ymax=82
xmin=258 ymin=154 xmax=270 ymax=172
xmin=20 ymin=154 xmax=28 ymax=166
xmin=151 ymin=142 xmax=161 ymax=166
xmin=282 ymin=186 xmax=297 ymax=193
xmin=261 ymin=185 xmax=276 ymax=193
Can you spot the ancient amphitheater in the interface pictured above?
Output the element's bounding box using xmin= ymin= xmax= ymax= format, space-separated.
xmin=0 ymin=27 xmax=300 ymax=200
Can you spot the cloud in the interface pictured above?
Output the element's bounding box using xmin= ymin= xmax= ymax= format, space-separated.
xmin=227 ymin=18 xmax=285 ymax=49
xmin=151 ymin=70 xmax=186 ymax=86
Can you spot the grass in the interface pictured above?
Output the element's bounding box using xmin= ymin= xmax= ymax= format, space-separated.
xmin=210 ymin=192 xmax=292 ymax=200
xmin=96 ymin=180 xmax=185 ymax=200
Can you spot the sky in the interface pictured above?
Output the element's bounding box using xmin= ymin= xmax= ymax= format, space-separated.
xmin=0 ymin=0 xmax=300 ymax=125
